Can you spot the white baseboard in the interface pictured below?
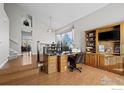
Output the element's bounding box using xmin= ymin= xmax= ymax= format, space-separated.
xmin=32 ymin=53 xmax=37 ymax=55
xmin=32 ymin=53 xmax=43 ymax=55
xmin=0 ymin=58 xmax=8 ymax=68
xmin=18 ymin=53 xmax=22 ymax=56
xmin=18 ymin=52 xmax=43 ymax=55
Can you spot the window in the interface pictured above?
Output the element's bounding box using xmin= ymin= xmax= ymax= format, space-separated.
xmin=56 ymin=31 xmax=73 ymax=48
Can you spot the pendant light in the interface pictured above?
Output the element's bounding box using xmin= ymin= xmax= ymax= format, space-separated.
xmin=47 ymin=16 xmax=54 ymax=32
xmin=72 ymin=25 xmax=75 ymax=32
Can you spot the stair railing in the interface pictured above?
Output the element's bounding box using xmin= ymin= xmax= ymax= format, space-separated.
xmin=9 ymin=38 xmax=18 ymax=52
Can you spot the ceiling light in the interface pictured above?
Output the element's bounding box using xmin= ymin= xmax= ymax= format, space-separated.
xmin=47 ymin=28 xmax=53 ymax=33
xmin=47 ymin=16 xmax=54 ymax=32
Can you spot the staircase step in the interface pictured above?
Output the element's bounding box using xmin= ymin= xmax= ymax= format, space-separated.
xmin=8 ymin=55 xmax=17 ymax=60
xmin=0 ymin=68 xmax=39 ymax=84
xmin=9 ymin=49 xmax=18 ymax=60
xmin=9 ymin=53 xmax=17 ymax=56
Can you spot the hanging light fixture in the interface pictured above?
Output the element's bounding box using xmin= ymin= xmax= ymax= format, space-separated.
xmin=72 ymin=25 xmax=75 ymax=32
xmin=47 ymin=16 xmax=54 ymax=32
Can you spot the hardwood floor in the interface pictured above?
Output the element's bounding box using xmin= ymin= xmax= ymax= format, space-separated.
xmin=0 ymin=52 xmax=38 ymax=75
xmin=0 ymin=52 xmax=124 ymax=85
xmin=2 ymin=65 xmax=124 ymax=85
xmin=0 ymin=52 xmax=39 ymax=83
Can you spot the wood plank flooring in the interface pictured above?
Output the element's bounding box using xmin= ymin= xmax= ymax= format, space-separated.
xmin=2 ymin=65 xmax=124 ymax=85
xmin=0 ymin=52 xmax=38 ymax=75
xmin=0 ymin=52 xmax=124 ymax=85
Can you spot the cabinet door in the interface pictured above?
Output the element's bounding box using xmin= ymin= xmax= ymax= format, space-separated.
xmin=115 ymin=56 xmax=124 ymax=74
xmin=58 ymin=55 xmax=68 ymax=72
xmin=85 ymin=54 xmax=90 ymax=65
xmin=108 ymin=56 xmax=117 ymax=72
xmin=90 ymin=54 xmax=97 ymax=67
xmin=98 ymin=55 xmax=107 ymax=69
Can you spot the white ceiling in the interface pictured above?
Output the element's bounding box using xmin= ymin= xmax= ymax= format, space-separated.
xmin=17 ymin=3 xmax=109 ymax=30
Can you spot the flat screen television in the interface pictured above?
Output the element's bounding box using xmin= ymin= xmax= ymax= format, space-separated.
xmin=98 ymin=30 xmax=120 ymax=41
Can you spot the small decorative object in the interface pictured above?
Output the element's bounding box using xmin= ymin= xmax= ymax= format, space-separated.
xmin=21 ymin=15 xmax=32 ymax=32
xmin=99 ymin=45 xmax=105 ymax=53
xmin=22 ymin=15 xmax=32 ymax=28
xmin=23 ymin=19 xmax=29 ymax=26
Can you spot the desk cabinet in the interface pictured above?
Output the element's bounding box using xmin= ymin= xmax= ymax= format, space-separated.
xmin=58 ymin=55 xmax=68 ymax=72
xmin=44 ymin=54 xmax=58 ymax=74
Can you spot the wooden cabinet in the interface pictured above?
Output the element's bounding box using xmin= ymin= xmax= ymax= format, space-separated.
xmin=109 ymin=56 xmax=124 ymax=75
xmin=85 ymin=53 xmax=97 ymax=67
xmin=44 ymin=54 xmax=58 ymax=74
xmin=98 ymin=54 xmax=124 ymax=75
xmin=117 ymin=57 xmax=124 ymax=74
xmin=85 ymin=54 xmax=90 ymax=65
xmin=107 ymin=56 xmax=117 ymax=72
xmin=98 ymin=54 xmax=107 ymax=69
xmin=58 ymin=55 xmax=68 ymax=73
xmin=120 ymin=23 xmax=124 ymax=55
xmin=90 ymin=54 xmax=97 ymax=67
xmin=87 ymin=53 xmax=124 ymax=75
xmin=43 ymin=54 xmax=69 ymax=74
xmin=84 ymin=22 xmax=124 ymax=75
xmin=85 ymin=30 xmax=96 ymax=53
xmin=98 ymin=55 xmax=118 ymax=70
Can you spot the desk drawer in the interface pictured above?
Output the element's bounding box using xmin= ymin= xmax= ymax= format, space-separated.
xmin=48 ymin=63 xmax=57 ymax=68
xmin=48 ymin=56 xmax=57 ymax=60
xmin=48 ymin=59 xmax=57 ymax=62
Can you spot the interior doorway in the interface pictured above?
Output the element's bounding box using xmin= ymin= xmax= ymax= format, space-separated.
xmin=21 ymin=31 xmax=32 ymax=55
xmin=21 ymin=15 xmax=33 ymax=56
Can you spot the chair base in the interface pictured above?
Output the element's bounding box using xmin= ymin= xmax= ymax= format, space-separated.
xmin=69 ymin=66 xmax=81 ymax=73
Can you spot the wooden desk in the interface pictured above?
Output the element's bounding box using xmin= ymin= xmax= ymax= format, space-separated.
xmin=43 ymin=54 xmax=68 ymax=74
xmin=43 ymin=53 xmax=79 ymax=74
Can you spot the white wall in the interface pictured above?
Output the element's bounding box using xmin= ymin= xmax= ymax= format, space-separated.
xmin=5 ymin=3 xmax=124 ymax=54
xmin=4 ymin=4 xmax=55 ymax=54
xmin=32 ymin=17 xmax=56 ymax=54
xmin=0 ymin=3 xmax=9 ymax=68
xmin=56 ymin=4 xmax=124 ymax=51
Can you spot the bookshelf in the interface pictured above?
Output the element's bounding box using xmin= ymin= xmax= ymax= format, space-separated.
xmin=85 ymin=23 xmax=124 ymax=75
xmin=85 ymin=30 xmax=96 ymax=53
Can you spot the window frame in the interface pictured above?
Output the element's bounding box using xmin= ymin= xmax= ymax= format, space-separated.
xmin=56 ymin=30 xmax=74 ymax=43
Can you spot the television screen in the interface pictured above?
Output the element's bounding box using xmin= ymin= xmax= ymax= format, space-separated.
xmin=98 ymin=30 xmax=120 ymax=41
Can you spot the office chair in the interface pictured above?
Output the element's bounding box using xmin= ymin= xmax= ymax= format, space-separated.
xmin=68 ymin=52 xmax=84 ymax=73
